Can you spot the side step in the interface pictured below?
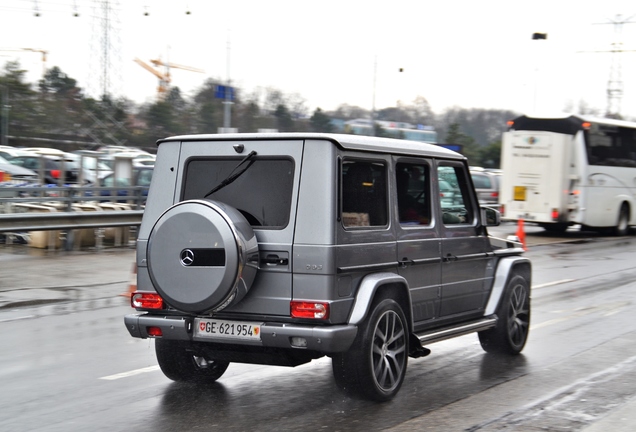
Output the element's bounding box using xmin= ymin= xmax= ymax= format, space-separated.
xmin=415 ymin=316 xmax=498 ymax=345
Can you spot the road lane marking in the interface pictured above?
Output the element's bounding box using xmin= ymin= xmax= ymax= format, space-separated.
xmin=0 ymin=315 xmax=36 ymax=323
xmin=100 ymin=365 xmax=160 ymax=380
xmin=532 ymin=279 xmax=575 ymax=289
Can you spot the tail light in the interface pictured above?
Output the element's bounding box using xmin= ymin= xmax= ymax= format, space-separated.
xmin=0 ymin=171 xmax=7 ymax=182
xmin=551 ymin=208 xmax=559 ymax=221
xmin=131 ymin=291 xmax=164 ymax=310
xmin=291 ymin=301 xmax=329 ymax=319
xmin=146 ymin=327 xmax=163 ymax=337
xmin=50 ymin=169 xmax=61 ymax=179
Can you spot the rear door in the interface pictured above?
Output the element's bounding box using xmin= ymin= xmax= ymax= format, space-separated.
xmin=394 ymin=158 xmax=441 ymax=324
xmin=500 ymin=131 xmax=569 ymax=222
xmin=177 ymin=139 xmax=305 ymax=316
xmin=436 ymin=161 xmax=493 ymax=319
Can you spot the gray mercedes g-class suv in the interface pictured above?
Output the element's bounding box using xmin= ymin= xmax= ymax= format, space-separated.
xmin=124 ymin=133 xmax=531 ymax=401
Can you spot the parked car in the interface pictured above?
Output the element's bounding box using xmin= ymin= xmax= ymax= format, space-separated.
xmin=470 ymin=170 xmax=501 ymax=205
xmin=0 ymin=155 xmax=38 ymax=184
xmin=124 ymin=133 xmax=531 ymax=402
xmin=7 ymin=152 xmax=81 ymax=185
xmin=67 ymin=152 xmax=113 ymax=185
xmin=99 ymin=152 xmax=156 ymax=170
xmin=98 ymin=166 xmax=153 ymax=203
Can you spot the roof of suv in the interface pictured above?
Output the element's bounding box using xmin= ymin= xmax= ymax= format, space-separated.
xmin=157 ymin=133 xmax=465 ymax=160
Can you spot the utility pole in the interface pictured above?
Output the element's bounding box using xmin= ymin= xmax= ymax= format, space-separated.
xmin=594 ymin=15 xmax=636 ymax=118
xmin=222 ymin=32 xmax=234 ymax=131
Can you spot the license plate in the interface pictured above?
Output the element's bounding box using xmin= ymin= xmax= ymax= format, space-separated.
xmin=513 ymin=186 xmax=526 ymax=201
xmin=194 ymin=318 xmax=262 ymax=341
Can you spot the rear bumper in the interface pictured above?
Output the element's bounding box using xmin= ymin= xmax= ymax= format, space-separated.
xmin=124 ymin=313 xmax=358 ymax=353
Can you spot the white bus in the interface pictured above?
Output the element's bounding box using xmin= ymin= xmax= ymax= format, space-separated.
xmin=499 ymin=114 xmax=636 ymax=235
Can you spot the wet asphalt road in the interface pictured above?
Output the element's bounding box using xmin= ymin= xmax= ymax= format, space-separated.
xmin=1 ymin=224 xmax=636 ymax=431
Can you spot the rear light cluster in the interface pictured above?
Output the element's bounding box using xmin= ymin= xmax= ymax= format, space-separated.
xmin=551 ymin=208 xmax=560 ymax=221
xmin=0 ymin=171 xmax=9 ymax=182
xmin=50 ymin=169 xmax=61 ymax=179
xmin=290 ymin=301 xmax=329 ymax=319
xmin=131 ymin=291 xmax=164 ymax=310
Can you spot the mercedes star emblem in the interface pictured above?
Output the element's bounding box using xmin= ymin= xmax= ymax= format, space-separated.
xmin=180 ymin=249 xmax=195 ymax=266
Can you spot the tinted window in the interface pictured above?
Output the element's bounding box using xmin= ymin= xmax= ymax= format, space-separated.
xmin=396 ymin=162 xmax=431 ymax=225
xmin=586 ymin=124 xmax=636 ymax=167
xmin=471 ymin=173 xmax=492 ymax=189
xmin=182 ymin=158 xmax=294 ymax=228
xmin=341 ymin=160 xmax=387 ymax=227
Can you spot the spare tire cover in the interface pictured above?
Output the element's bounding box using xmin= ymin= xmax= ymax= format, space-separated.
xmin=147 ymin=199 xmax=259 ymax=314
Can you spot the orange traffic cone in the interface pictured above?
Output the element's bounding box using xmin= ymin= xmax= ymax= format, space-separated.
xmin=516 ymin=219 xmax=527 ymax=251
xmin=120 ymin=263 xmax=137 ymax=297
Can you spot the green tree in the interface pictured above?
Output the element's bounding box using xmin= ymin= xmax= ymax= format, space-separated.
xmin=274 ymin=104 xmax=294 ymax=132
xmin=192 ymin=79 xmax=226 ymax=133
xmin=310 ymin=108 xmax=334 ymax=132
xmin=444 ymin=122 xmax=480 ymax=164
xmin=0 ymin=60 xmax=38 ymax=137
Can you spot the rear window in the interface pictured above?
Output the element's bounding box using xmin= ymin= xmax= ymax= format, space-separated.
xmin=182 ymin=158 xmax=294 ymax=228
xmin=471 ymin=173 xmax=492 ymax=189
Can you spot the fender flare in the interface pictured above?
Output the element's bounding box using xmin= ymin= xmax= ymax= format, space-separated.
xmin=348 ymin=272 xmax=410 ymax=326
xmin=484 ymin=256 xmax=532 ymax=315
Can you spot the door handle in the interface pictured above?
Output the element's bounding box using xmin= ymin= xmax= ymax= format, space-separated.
xmin=444 ymin=253 xmax=458 ymax=262
xmin=399 ymin=257 xmax=414 ymax=268
xmin=261 ymin=254 xmax=289 ymax=266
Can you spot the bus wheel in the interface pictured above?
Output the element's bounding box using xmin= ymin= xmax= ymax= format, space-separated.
xmin=540 ymin=223 xmax=567 ymax=234
xmin=614 ymin=204 xmax=630 ymax=236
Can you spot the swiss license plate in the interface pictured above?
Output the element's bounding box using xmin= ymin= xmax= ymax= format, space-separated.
xmin=194 ymin=318 xmax=262 ymax=341
xmin=513 ymin=186 xmax=526 ymax=201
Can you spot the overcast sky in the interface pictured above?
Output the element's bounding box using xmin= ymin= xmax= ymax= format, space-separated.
xmin=2 ymin=0 xmax=636 ymax=120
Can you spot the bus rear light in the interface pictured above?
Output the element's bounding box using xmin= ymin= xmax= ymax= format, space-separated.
xmin=131 ymin=291 xmax=164 ymax=310
xmin=500 ymin=204 xmax=505 ymax=216
xmin=551 ymin=209 xmax=560 ymax=221
xmin=291 ymin=301 xmax=329 ymax=319
xmin=146 ymin=327 xmax=163 ymax=337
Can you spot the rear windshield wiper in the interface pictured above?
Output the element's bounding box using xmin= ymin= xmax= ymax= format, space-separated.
xmin=204 ymin=150 xmax=257 ymax=198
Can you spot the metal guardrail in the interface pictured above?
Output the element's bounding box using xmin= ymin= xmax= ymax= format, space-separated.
xmin=0 ymin=184 xmax=148 ymax=210
xmin=0 ymin=210 xmax=143 ymax=232
xmin=0 ymin=185 xmax=147 ymax=249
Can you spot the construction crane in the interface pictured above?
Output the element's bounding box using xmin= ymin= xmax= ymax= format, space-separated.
xmin=134 ymin=57 xmax=204 ymax=100
xmin=0 ymin=48 xmax=48 ymax=77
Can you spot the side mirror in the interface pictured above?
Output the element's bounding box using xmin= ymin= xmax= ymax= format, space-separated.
xmin=481 ymin=206 xmax=501 ymax=227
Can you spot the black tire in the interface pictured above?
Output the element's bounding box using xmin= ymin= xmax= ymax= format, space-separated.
xmin=155 ymin=339 xmax=229 ymax=384
xmin=479 ymin=274 xmax=530 ymax=355
xmin=332 ymin=298 xmax=408 ymax=401
xmin=614 ymin=204 xmax=630 ymax=236
xmin=540 ymin=222 xmax=568 ymax=234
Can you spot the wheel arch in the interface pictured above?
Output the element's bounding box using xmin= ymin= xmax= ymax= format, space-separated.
xmin=619 ymin=200 xmax=632 ymax=223
xmin=484 ymin=257 xmax=531 ymax=316
xmin=348 ymin=272 xmax=412 ymax=329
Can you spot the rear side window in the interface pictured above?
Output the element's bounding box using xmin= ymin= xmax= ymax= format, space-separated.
xmin=341 ymin=160 xmax=388 ymax=227
xmin=437 ymin=164 xmax=475 ymax=225
xmin=182 ymin=158 xmax=294 ymax=228
xmin=396 ymin=162 xmax=431 ymax=225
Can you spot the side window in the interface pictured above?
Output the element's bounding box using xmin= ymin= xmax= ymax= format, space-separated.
xmin=437 ymin=164 xmax=474 ymax=225
xmin=342 ymin=160 xmax=388 ymax=227
xmin=396 ymin=162 xmax=431 ymax=225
